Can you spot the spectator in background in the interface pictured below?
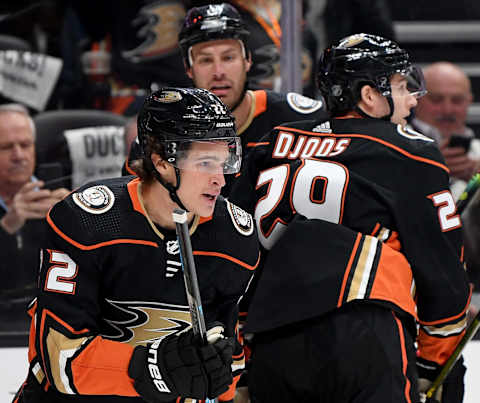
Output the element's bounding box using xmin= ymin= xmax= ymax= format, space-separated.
xmin=0 ymin=104 xmax=68 ymax=318
xmin=412 ymin=62 xmax=480 ymax=199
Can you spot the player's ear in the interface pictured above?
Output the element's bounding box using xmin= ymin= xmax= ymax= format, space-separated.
xmin=151 ymin=153 xmax=170 ymax=174
xmin=185 ymin=62 xmax=193 ymax=80
xmin=359 ymin=84 xmax=381 ymax=110
xmin=245 ymin=51 xmax=252 ymax=73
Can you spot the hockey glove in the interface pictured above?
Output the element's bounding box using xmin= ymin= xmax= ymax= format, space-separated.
xmin=417 ymin=360 xmax=442 ymax=403
xmin=128 ymin=327 xmax=234 ymax=403
xmin=417 ymin=356 xmax=466 ymax=403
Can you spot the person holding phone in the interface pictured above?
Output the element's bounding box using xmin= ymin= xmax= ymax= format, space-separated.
xmin=411 ymin=61 xmax=480 ymax=199
xmin=0 ymin=104 xmax=69 ymax=335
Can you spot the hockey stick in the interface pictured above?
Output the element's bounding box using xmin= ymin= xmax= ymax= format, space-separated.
xmin=172 ymin=208 xmax=208 ymax=345
xmin=172 ymin=208 xmax=219 ymax=403
xmin=456 ymin=172 xmax=480 ymax=215
xmin=422 ymin=173 xmax=480 ymax=401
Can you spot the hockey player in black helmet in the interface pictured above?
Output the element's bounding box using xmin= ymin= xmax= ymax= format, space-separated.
xmin=134 ymin=86 xmax=241 ymax=214
xmin=13 ymin=87 xmax=259 ymax=403
xmin=318 ymin=33 xmax=426 ymax=123
xmin=229 ymin=33 xmax=470 ymax=403
xmin=125 ymin=3 xmax=328 ymax=196
xmin=178 ymin=2 xmax=251 ymax=113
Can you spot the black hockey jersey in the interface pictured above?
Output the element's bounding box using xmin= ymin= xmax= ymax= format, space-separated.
xmin=229 ymin=114 xmax=471 ymax=368
xmin=17 ymin=176 xmax=259 ymax=402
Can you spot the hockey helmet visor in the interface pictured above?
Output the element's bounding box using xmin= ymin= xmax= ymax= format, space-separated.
xmin=164 ymin=136 xmax=242 ymax=174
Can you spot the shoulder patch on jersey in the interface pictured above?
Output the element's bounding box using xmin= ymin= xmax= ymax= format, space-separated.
xmin=72 ymin=185 xmax=115 ymax=215
xmin=397 ymin=124 xmax=434 ymax=142
xmin=226 ymin=200 xmax=254 ymax=236
xmin=286 ymin=92 xmax=323 ymax=114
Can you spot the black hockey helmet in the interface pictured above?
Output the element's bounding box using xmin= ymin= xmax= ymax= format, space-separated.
xmin=138 ymin=87 xmax=241 ymax=173
xmin=138 ymin=86 xmax=241 ymax=211
xmin=179 ymin=3 xmax=250 ymax=66
xmin=317 ymin=33 xmax=426 ymax=116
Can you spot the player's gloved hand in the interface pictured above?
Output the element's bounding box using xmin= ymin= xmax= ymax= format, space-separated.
xmin=417 ymin=361 xmax=442 ymax=403
xmin=418 ymin=378 xmax=442 ymax=403
xmin=128 ymin=325 xmax=234 ymax=403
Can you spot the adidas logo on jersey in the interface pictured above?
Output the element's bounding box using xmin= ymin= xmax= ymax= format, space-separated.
xmin=312 ymin=122 xmax=332 ymax=133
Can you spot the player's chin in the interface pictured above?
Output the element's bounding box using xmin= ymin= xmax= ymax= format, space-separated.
xmin=196 ymin=194 xmax=218 ymax=217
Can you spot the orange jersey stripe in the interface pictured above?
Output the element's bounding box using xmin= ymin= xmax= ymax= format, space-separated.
xmin=252 ymin=90 xmax=267 ymax=118
xmin=247 ymin=141 xmax=270 ymax=147
xmin=393 ymin=313 xmax=412 ymax=403
xmin=218 ymin=373 xmax=241 ymax=401
xmin=337 ymin=233 xmax=362 ymax=307
xmin=193 ymin=250 xmax=260 ymax=271
xmin=124 ymin=158 xmax=137 ymax=176
xmin=199 ymin=215 xmax=212 ymax=225
xmin=418 ymin=328 xmax=465 ymax=365
xmin=46 ymin=213 xmax=158 ymax=250
xmin=370 ymin=222 xmax=381 ymax=236
xmin=71 ymin=337 xmax=137 ymax=396
xmin=370 ymin=244 xmax=417 ymax=319
xmin=127 ymin=177 xmax=144 ymax=215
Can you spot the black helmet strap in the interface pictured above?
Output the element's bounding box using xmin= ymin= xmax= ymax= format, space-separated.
xmin=383 ymin=96 xmax=395 ymax=121
xmin=354 ymin=79 xmax=395 ymax=121
xmin=354 ymin=95 xmax=394 ymax=121
xmin=152 ymin=165 xmax=189 ymax=212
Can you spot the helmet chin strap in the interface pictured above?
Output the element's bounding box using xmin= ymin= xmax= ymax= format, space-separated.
xmin=382 ymin=96 xmax=395 ymax=121
xmin=152 ymin=167 xmax=189 ymax=212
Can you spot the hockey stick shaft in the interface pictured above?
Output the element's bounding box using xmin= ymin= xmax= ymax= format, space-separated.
xmin=172 ymin=209 xmax=219 ymax=403
xmin=172 ymin=208 xmax=208 ymax=345
xmin=423 ymin=173 xmax=480 ymax=400
xmin=456 ymin=172 xmax=480 ymax=215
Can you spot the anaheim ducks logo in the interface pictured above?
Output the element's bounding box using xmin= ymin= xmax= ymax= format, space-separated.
xmin=102 ymin=300 xmax=192 ymax=346
xmin=122 ymin=3 xmax=186 ymax=62
xmin=286 ymin=92 xmax=323 ymax=114
xmin=156 ymin=90 xmax=182 ymax=103
xmin=72 ymin=185 xmax=114 ymax=214
xmin=206 ymin=4 xmax=224 ymax=16
xmin=339 ymin=34 xmax=366 ymax=48
xmin=226 ymin=200 xmax=254 ymax=236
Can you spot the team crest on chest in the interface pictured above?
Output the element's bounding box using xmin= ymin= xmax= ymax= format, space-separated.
xmin=287 ymin=92 xmax=323 ymax=114
xmin=227 ymin=201 xmax=254 ymax=236
xmin=72 ymin=185 xmax=115 ymax=214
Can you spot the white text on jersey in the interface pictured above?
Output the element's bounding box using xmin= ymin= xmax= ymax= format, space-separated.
xmin=273 ymin=131 xmax=351 ymax=160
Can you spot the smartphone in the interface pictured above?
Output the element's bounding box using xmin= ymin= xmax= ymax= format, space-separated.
xmin=448 ymin=135 xmax=472 ymax=152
